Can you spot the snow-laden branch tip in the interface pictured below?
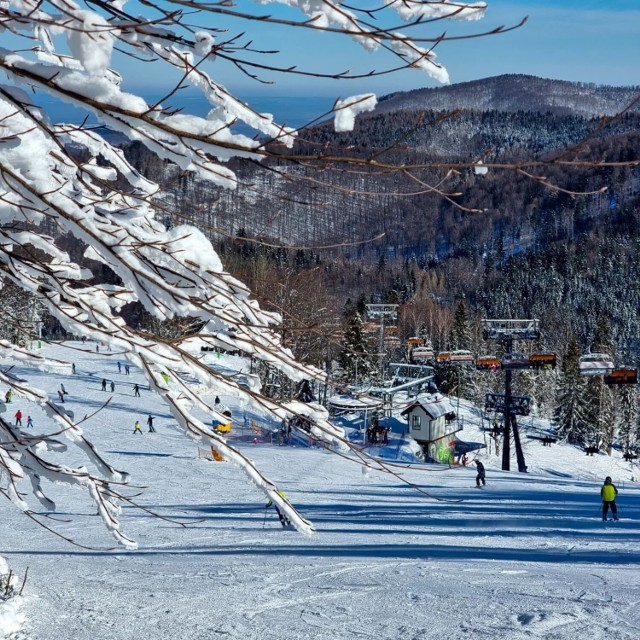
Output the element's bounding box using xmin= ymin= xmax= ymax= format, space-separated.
xmin=334 ymin=94 xmax=377 ymax=132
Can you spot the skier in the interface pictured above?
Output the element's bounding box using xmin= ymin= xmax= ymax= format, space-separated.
xmin=60 ymin=383 xmax=66 ymax=396
xmin=601 ymin=476 xmax=619 ymax=521
xmin=117 ymin=361 xmax=122 ymax=373
xmin=475 ymin=460 xmax=486 ymax=487
xmin=101 ymin=379 xmax=107 ymax=391
xmin=71 ymin=363 xmax=76 ymax=374
xmin=147 ymin=415 xmax=156 ymax=433
xmin=133 ymin=420 xmax=143 ymax=435
xmin=133 ymin=384 xmax=141 ymax=397
xmin=266 ymin=490 xmax=291 ymax=528
xmin=4 ymin=390 xmax=11 ymax=403
xmin=14 ymin=410 xmax=22 ymax=426
xmin=26 ymin=415 xmax=33 ymax=428
xmin=124 ymin=364 xmax=130 ymax=375
xmin=57 ymin=389 xmax=65 ymax=403
xmin=214 ymin=395 xmax=220 ymax=406
xmin=110 ymin=380 xmax=115 ymax=393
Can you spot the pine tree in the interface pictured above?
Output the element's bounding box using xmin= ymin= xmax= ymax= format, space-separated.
xmin=445 ymin=299 xmax=472 ymax=398
xmin=617 ymin=385 xmax=639 ymax=454
xmin=554 ymin=335 xmax=590 ymax=443
xmin=584 ymin=317 xmax=616 ymax=451
xmin=450 ymin=300 xmax=472 ymax=350
xmin=592 ymin=316 xmax=615 ymax=355
xmin=339 ymin=303 xmax=373 ymax=384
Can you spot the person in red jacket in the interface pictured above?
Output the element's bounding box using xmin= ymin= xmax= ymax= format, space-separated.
xmin=14 ymin=410 xmax=22 ymax=426
xmin=601 ymin=477 xmax=619 ymax=521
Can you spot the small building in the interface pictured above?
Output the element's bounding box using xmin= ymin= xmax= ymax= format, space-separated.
xmin=401 ymin=394 xmax=459 ymax=463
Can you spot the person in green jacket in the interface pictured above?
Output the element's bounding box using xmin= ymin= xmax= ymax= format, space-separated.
xmin=601 ymin=477 xmax=618 ymax=521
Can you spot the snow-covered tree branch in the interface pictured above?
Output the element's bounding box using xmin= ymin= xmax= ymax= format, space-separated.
xmin=0 ymin=0 xmax=536 ymax=545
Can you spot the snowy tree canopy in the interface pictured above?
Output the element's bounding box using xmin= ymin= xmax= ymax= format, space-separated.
xmin=0 ymin=0 xmax=498 ymax=546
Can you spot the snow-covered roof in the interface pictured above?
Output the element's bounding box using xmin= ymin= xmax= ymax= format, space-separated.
xmin=400 ymin=394 xmax=455 ymax=419
xmin=328 ymin=394 xmax=383 ymax=411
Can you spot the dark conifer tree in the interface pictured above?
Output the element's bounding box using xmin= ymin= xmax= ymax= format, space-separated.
xmin=339 ymin=301 xmax=373 ymax=384
xmin=554 ymin=334 xmax=590 ymax=443
xmin=617 ymin=385 xmax=639 ymax=454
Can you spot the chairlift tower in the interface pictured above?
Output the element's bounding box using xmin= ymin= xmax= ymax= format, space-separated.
xmin=366 ymin=304 xmax=399 ymax=381
xmin=481 ymin=319 xmax=543 ymax=473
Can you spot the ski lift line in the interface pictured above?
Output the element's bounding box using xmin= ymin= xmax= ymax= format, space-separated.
xmin=301 ymin=416 xmax=466 ymax=503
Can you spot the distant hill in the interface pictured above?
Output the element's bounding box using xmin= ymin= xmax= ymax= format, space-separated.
xmin=376 ymin=74 xmax=640 ymax=118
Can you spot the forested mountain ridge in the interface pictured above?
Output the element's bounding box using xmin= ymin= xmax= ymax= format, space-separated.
xmin=121 ymin=75 xmax=640 ymax=363
xmin=376 ymin=74 xmax=640 ymax=118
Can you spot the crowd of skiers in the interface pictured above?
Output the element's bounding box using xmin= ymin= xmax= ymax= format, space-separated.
xmin=366 ymin=416 xmax=390 ymax=445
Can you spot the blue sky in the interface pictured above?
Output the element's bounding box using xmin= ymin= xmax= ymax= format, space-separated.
xmin=125 ymin=0 xmax=640 ymax=98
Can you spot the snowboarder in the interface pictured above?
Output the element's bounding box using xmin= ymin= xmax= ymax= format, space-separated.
xmin=101 ymin=378 xmax=107 ymax=391
xmin=133 ymin=421 xmax=142 ymax=434
xmin=475 ymin=460 xmax=486 ymax=487
xmin=14 ymin=410 xmax=22 ymax=426
xmin=133 ymin=384 xmax=140 ymax=397
xmin=601 ymin=476 xmax=619 ymax=521
xmin=147 ymin=415 xmax=155 ymax=433
xmin=110 ymin=380 xmax=115 ymax=393
xmin=26 ymin=415 xmax=33 ymax=428
xmin=266 ymin=490 xmax=291 ymax=528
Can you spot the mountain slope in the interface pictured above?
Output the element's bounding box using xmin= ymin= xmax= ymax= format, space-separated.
xmin=0 ymin=342 xmax=639 ymax=640
xmin=376 ymin=74 xmax=640 ymax=117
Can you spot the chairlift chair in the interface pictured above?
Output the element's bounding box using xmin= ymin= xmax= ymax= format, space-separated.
xmin=501 ymin=352 xmax=530 ymax=370
xmin=450 ymin=350 xmax=475 ymax=365
xmin=411 ymin=347 xmax=435 ymax=362
xmin=529 ymin=353 xmax=557 ymax=370
xmin=604 ymin=367 xmax=638 ymax=385
xmin=476 ymin=355 xmax=501 ymax=371
xmin=578 ymin=353 xmax=614 ymax=376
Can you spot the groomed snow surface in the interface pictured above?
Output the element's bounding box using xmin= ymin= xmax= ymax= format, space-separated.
xmin=1 ymin=342 xmax=639 ymax=640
